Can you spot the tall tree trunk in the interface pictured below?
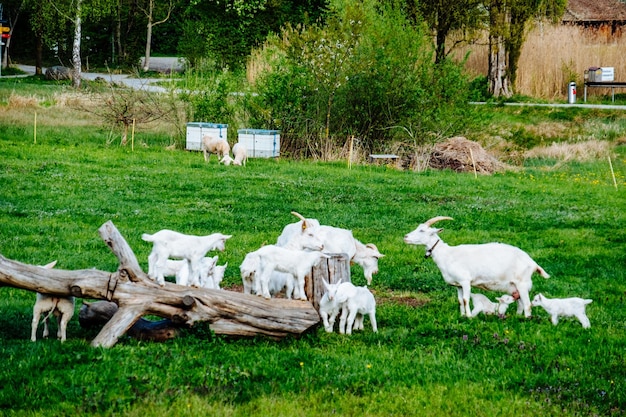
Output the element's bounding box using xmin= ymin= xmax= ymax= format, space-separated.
xmin=35 ymin=31 xmax=43 ymax=75
xmin=143 ymin=0 xmax=153 ymax=72
xmin=116 ymin=0 xmax=122 ymax=65
xmin=487 ymin=1 xmax=511 ymax=98
xmin=71 ymin=0 xmax=82 ymax=89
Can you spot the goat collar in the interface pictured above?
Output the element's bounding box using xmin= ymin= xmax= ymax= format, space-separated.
xmin=425 ymin=239 xmax=440 ymax=258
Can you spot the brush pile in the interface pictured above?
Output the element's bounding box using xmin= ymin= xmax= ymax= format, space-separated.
xmin=429 ymin=136 xmax=504 ymax=174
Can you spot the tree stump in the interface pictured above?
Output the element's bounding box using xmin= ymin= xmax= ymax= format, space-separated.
xmin=306 ymin=253 xmax=351 ymax=311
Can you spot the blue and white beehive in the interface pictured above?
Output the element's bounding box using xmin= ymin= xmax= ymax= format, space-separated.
xmin=237 ymin=129 xmax=280 ymax=158
xmin=186 ymin=122 xmax=228 ymax=151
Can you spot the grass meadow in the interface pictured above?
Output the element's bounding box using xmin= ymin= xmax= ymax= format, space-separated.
xmin=0 ymin=80 xmax=626 ymax=416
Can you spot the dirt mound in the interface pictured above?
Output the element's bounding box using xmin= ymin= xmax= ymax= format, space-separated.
xmin=429 ymin=136 xmax=504 ymax=174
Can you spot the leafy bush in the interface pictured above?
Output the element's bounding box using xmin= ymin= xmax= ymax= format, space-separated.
xmin=245 ymin=0 xmax=474 ymax=158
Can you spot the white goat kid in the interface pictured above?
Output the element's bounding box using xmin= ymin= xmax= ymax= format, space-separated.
xmin=319 ymin=279 xmax=344 ymax=332
xmin=210 ymin=263 xmax=227 ymax=289
xmin=337 ymin=283 xmax=377 ymax=335
xmin=164 ymin=256 xmax=218 ymax=286
xmin=256 ymin=246 xmax=329 ymax=300
xmin=276 ymin=212 xmax=384 ymax=284
xmin=202 ymin=135 xmax=230 ymax=162
xmin=404 ymin=216 xmax=550 ymax=318
xmin=232 ymin=143 xmax=248 ymax=166
xmin=531 ymin=293 xmax=592 ymax=328
xmin=470 ymin=293 xmax=517 ymax=317
xmin=240 ymin=212 xmax=325 ymax=297
xmin=142 ymin=230 xmax=231 ymax=287
xmin=31 ymin=261 xmax=75 ymax=342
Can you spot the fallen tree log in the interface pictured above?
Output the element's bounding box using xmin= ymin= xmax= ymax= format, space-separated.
xmin=0 ymin=221 xmax=320 ymax=348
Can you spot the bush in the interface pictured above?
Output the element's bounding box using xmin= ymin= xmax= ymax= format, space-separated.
xmin=244 ymin=0 xmax=474 ymax=158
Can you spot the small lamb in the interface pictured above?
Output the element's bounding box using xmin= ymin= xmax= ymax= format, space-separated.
xmin=470 ymin=293 xmax=517 ymax=317
xmin=531 ymin=293 xmax=592 ymax=328
xmin=232 ymin=143 xmax=248 ymax=166
xmin=31 ymin=261 xmax=75 ymax=342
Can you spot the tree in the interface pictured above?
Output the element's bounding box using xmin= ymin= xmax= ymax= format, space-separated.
xmin=485 ymin=0 xmax=566 ymax=97
xmin=140 ymin=0 xmax=174 ymax=71
xmin=408 ymin=0 xmax=485 ymax=64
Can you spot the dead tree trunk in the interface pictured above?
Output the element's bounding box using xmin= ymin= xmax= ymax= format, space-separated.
xmin=307 ymin=253 xmax=351 ymax=311
xmin=0 ymin=221 xmax=320 ymax=348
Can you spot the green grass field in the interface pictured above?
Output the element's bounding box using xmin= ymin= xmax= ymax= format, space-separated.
xmin=1 ymin=88 xmax=626 ymax=416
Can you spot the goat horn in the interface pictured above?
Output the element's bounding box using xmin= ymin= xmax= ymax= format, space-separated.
xmin=424 ymin=216 xmax=453 ymax=227
xmin=291 ymin=211 xmax=308 ymax=230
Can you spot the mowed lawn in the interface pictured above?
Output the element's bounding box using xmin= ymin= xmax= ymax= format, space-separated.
xmin=0 ymin=129 xmax=625 ymax=416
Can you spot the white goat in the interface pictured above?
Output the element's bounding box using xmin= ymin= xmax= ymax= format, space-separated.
xmin=142 ymin=230 xmax=231 ymax=287
xmin=256 ymin=246 xmax=329 ymax=300
xmin=276 ymin=213 xmax=384 ymax=284
xmin=470 ymin=293 xmax=517 ymax=317
xmin=164 ymin=256 xmax=218 ymax=287
xmin=319 ymin=279 xmax=344 ymax=332
xmin=531 ymin=293 xmax=592 ymax=328
xmin=31 ymin=261 xmax=75 ymax=342
xmin=202 ymin=135 xmax=230 ymax=162
xmin=240 ymin=212 xmax=325 ymax=298
xmin=211 ymin=263 xmax=227 ymax=289
xmin=404 ymin=216 xmax=550 ymax=318
xmin=232 ymin=143 xmax=248 ymax=166
xmin=336 ymin=283 xmax=377 ymax=335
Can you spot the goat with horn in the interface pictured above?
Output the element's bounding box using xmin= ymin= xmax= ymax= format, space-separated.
xmin=404 ymin=216 xmax=549 ymax=318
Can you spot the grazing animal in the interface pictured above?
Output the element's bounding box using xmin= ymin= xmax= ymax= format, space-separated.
xmin=202 ymin=135 xmax=230 ymax=162
xmin=31 ymin=261 xmax=75 ymax=342
xmin=232 ymin=143 xmax=248 ymax=166
xmin=531 ymin=293 xmax=592 ymax=328
xmin=276 ymin=212 xmax=384 ymax=284
xmin=142 ymin=230 xmax=231 ymax=287
xmin=404 ymin=216 xmax=550 ymax=318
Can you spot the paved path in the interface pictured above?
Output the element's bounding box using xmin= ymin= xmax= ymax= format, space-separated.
xmin=10 ymin=57 xmax=185 ymax=93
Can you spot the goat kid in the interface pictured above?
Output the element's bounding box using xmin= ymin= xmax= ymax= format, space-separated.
xmin=31 ymin=261 xmax=75 ymax=342
xmin=531 ymin=293 xmax=592 ymax=328
xmin=319 ymin=279 xmax=344 ymax=332
xmin=336 ymin=283 xmax=377 ymax=335
xmin=404 ymin=216 xmax=549 ymax=318
xmin=470 ymin=293 xmax=517 ymax=317
xmin=142 ymin=229 xmax=231 ymax=287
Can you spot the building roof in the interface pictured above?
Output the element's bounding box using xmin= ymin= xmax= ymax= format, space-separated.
xmin=563 ymin=0 xmax=626 ymax=22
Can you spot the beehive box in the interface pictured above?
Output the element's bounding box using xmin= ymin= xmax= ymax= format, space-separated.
xmin=186 ymin=123 xmax=228 ymax=151
xmin=237 ymin=129 xmax=280 ymax=158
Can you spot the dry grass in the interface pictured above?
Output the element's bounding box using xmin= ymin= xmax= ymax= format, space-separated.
xmin=455 ymin=23 xmax=626 ymax=99
xmin=523 ymin=139 xmax=613 ymax=162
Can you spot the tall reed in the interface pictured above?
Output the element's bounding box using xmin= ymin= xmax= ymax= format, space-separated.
xmin=457 ymin=23 xmax=626 ymax=99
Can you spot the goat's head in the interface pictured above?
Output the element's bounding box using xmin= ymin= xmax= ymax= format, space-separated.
xmin=497 ymin=294 xmax=516 ymax=315
xmin=288 ymin=212 xmax=324 ymax=251
xmin=322 ymin=278 xmax=342 ymax=301
xmin=403 ymin=216 xmax=453 ymax=246
xmin=211 ymin=234 xmax=232 ymax=252
xmin=360 ymin=244 xmax=384 ymax=285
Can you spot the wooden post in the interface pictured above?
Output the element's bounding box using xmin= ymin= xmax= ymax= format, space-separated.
xmin=306 ymin=253 xmax=351 ymax=311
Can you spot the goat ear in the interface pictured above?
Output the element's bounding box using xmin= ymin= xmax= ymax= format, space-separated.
xmin=322 ymin=279 xmax=330 ymax=289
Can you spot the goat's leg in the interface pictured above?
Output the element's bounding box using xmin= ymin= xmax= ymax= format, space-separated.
xmin=369 ymin=310 xmax=378 ymax=332
xmin=516 ymin=286 xmax=532 ymax=318
xmin=58 ymin=313 xmax=71 ymax=342
xmin=42 ymin=317 xmax=50 ymax=339
xmin=550 ymin=314 xmax=559 ymax=326
xmin=339 ymin=307 xmax=348 ymax=334
xmin=577 ymin=313 xmax=591 ymax=329
xmin=345 ymin=309 xmax=358 ymax=335
xmin=31 ymin=309 xmax=42 ymax=342
xmin=458 ymin=285 xmax=471 ymax=317
xmin=296 ymin=274 xmax=307 ymax=301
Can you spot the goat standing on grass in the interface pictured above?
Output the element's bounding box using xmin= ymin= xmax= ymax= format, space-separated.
xmin=531 ymin=293 xmax=592 ymax=328
xmin=142 ymin=230 xmax=231 ymax=287
xmin=31 ymin=261 xmax=75 ymax=342
xmin=404 ymin=216 xmax=550 ymax=318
